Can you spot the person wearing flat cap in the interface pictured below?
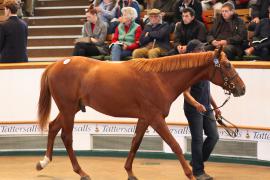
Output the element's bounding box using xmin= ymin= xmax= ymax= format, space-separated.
xmin=132 ymin=8 xmax=170 ymax=59
xmin=183 ymin=39 xmax=221 ymax=180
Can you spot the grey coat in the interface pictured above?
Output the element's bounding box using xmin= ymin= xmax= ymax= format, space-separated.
xmin=82 ymin=17 xmax=109 ymax=55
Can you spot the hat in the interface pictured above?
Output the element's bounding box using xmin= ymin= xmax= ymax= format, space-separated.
xmin=148 ymin=9 xmax=161 ymax=15
xmin=186 ymin=40 xmax=205 ymax=53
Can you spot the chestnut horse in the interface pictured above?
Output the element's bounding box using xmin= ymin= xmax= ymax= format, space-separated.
xmin=36 ymin=49 xmax=245 ymax=180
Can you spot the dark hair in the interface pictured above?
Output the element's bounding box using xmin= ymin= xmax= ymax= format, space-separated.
xmin=222 ymin=2 xmax=235 ymax=10
xmin=3 ymin=0 xmax=19 ymax=14
xmin=182 ymin=7 xmax=195 ymax=17
xmin=86 ymin=4 xmax=97 ymax=15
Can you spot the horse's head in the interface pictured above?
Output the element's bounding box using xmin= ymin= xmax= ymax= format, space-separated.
xmin=210 ymin=47 xmax=246 ymax=97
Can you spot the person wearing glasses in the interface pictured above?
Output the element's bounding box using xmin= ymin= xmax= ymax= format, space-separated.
xmin=204 ymin=2 xmax=247 ymax=60
xmin=183 ymin=39 xmax=221 ymax=180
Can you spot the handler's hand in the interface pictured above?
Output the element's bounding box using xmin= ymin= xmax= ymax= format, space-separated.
xmin=195 ymin=103 xmax=207 ymax=113
xmin=214 ymin=109 xmax=221 ymax=119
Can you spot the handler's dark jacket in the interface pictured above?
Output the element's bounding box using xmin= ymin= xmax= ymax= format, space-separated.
xmin=207 ymin=13 xmax=248 ymax=46
xmin=174 ymin=19 xmax=207 ymax=51
xmin=139 ymin=21 xmax=170 ymax=50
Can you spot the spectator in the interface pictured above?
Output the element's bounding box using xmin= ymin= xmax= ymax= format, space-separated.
xmin=245 ymin=6 xmax=270 ymax=60
xmin=201 ymin=0 xmax=224 ymax=11
xmin=110 ymin=7 xmax=142 ymax=61
xmin=152 ymin=0 xmax=179 ymax=31
xmin=22 ymin=0 xmax=35 ymax=16
xmin=172 ymin=7 xmax=207 ymax=55
xmin=183 ymin=39 xmax=220 ymax=180
xmin=73 ymin=4 xmax=109 ymax=57
xmin=132 ymin=8 xmax=170 ymax=58
xmin=235 ymin=0 xmax=249 ymax=9
xmin=93 ymin=0 xmax=118 ymax=33
xmin=114 ymin=0 xmax=140 ymax=23
xmin=110 ymin=0 xmax=141 ymax=33
xmin=205 ymin=2 xmax=248 ymax=60
xmin=174 ymin=0 xmax=203 ymax=23
xmin=0 ymin=0 xmax=28 ymax=63
xmin=248 ymin=0 xmax=270 ymax=31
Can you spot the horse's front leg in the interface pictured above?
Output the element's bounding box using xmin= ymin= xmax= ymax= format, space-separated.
xmin=149 ymin=116 xmax=195 ymax=180
xmin=125 ymin=118 xmax=149 ymax=180
xmin=61 ymin=114 xmax=90 ymax=180
xmin=36 ymin=113 xmax=62 ymax=170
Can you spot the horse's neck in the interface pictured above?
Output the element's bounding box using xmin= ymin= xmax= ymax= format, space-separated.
xmin=159 ymin=65 xmax=210 ymax=101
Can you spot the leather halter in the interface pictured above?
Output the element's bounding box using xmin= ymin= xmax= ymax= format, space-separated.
xmin=211 ymin=58 xmax=238 ymax=95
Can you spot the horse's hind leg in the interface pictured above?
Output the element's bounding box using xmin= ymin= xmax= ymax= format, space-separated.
xmin=61 ymin=113 xmax=90 ymax=180
xmin=150 ymin=117 xmax=195 ymax=180
xmin=36 ymin=113 xmax=62 ymax=171
xmin=125 ymin=119 xmax=149 ymax=180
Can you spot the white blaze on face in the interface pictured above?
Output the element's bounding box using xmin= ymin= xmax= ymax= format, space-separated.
xmin=63 ymin=59 xmax=71 ymax=64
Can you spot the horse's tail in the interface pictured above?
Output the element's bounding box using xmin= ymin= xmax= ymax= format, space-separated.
xmin=38 ymin=64 xmax=54 ymax=131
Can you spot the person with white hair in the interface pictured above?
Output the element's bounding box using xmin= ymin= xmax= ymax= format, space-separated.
xmin=110 ymin=7 xmax=142 ymax=61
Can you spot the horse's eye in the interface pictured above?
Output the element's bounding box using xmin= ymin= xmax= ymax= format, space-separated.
xmin=225 ymin=63 xmax=231 ymax=69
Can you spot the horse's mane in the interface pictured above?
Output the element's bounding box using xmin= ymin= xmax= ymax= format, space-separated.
xmin=129 ymin=51 xmax=215 ymax=72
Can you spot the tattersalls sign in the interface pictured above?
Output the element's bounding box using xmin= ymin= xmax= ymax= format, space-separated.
xmin=0 ymin=123 xmax=270 ymax=142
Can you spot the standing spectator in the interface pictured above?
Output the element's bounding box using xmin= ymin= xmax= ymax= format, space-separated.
xmin=183 ymin=39 xmax=221 ymax=180
xmin=93 ymin=0 xmax=118 ymax=33
xmin=174 ymin=0 xmax=203 ymax=23
xmin=0 ymin=0 xmax=28 ymax=63
xmin=73 ymin=4 xmax=108 ymax=57
xmin=245 ymin=5 xmax=270 ymax=60
xmin=205 ymin=2 xmax=248 ymax=60
xmin=172 ymin=7 xmax=207 ymax=55
xmin=132 ymin=8 xmax=170 ymax=58
xmin=110 ymin=7 xmax=142 ymax=61
xmin=248 ymin=0 xmax=270 ymax=31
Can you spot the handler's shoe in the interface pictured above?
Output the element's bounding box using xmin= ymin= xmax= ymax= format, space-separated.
xmin=195 ymin=173 xmax=213 ymax=180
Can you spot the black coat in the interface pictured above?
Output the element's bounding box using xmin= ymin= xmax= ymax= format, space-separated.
xmin=253 ymin=18 xmax=270 ymax=50
xmin=174 ymin=19 xmax=207 ymax=50
xmin=174 ymin=0 xmax=203 ymax=23
xmin=140 ymin=22 xmax=170 ymax=50
xmin=251 ymin=0 xmax=270 ymax=19
xmin=0 ymin=16 xmax=28 ymax=62
xmin=207 ymin=14 xmax=247 ymax=46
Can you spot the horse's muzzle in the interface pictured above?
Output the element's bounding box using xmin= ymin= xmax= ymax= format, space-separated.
xmin=233 ymin=85 xmax=246 ymax=97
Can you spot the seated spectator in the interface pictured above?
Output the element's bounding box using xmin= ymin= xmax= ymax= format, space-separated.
xmin=174 ymin=0 xmax=203 ymax=23
xmin=152 ymin=0 xmax=179 ymax=31
xmin=110 ymin=0 xmax=140 ymax=33
xmin=205 ymin=2 xmax=248 ymax=60
xmin=114 ymin=0 xmax=140 ymax=23
xmin=245 ymin=6 xmax=270 ymax=60
xmin=171 ymin=7 xmax=207 ymax=55
xmin=235 ymin=0 xmax=250 ymax=9
xmin=248 ymin=0 xmax=270 ymax=31
xmin=132 ymin=8 xmax=170 ymax=58
xmin=73 ymin=4 xmax=108 ymax=57
xmin=110 ymin=7 xmax=142 ymax=61
xmin=201 ymin=0 xmax=224 ymax=11
xmin=93 ymin=0 xmax=117 ymax=33
xmin=22 ymin=0 xmax=34 ymax=16
xmin=0 ymin=0 xmax=28 ymax=63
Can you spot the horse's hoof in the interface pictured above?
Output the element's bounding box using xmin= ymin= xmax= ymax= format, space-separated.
xmin=128 ymin=176 xmax=138 ymax=180
xmin=80 ymin=176 xmax=91 ymax=180
xmin=36 ymin=162 xmax=43 ymax=171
